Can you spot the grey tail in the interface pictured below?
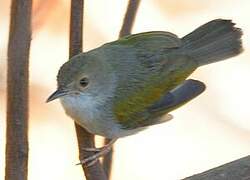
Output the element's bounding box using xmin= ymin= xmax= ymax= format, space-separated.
xmin=181 ymin=19 xmax=243 ymax=66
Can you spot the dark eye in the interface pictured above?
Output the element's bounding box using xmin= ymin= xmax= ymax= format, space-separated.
xmin=79 ymin=77 xmax=89 ymax=88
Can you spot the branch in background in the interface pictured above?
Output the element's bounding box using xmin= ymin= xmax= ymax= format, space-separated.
xmin=5 ymin=0 xmax=32 ymax=179
xmin=183 ymin=155 xmax=250 ymax=180
xmin=69 ymin=0 xmax=107 ymax=179
xmin=70 ymin=0 xmax=83 ymax=57
xmin=103 ymin=0 xmax=141 ymax=178
xmin=119 ymin=0 xmax=141 ymax=37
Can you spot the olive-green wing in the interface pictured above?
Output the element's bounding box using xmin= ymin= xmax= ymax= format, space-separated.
xmin=125 ymin=79 xmax=206 ymax=129
xmin=111 ymin=31 xmax=198 ymax=129
xmin=112 ymin=59 xmax=197 ymax=130
xmin=111 ymin=31 xmax=182 ymax=52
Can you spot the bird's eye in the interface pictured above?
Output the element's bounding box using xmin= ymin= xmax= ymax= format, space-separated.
xmin=79 ymin=77 xmax=89 ymax=88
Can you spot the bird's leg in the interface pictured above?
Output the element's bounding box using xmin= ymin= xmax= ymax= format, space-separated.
xmin=78 ymin=138 xmax=117 ymax=167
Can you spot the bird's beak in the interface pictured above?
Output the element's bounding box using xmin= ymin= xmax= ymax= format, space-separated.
xmin=46 ymin=88 xmax=69 ymax=103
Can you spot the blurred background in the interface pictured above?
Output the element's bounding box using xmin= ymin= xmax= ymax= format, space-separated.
xmin=1 ymin=0 xmax=250 ymax=179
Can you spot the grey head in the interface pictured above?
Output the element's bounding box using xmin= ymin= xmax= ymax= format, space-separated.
xmin=47 ymin=50 xmax=116 ymax=105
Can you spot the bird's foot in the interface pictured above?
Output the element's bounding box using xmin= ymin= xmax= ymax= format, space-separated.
xmin=77 ymin=138 xmax=117 ymax=167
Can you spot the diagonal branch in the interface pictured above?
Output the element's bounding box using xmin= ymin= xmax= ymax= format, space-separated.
xmin=103 ymin=0 xmax=141 ymax=178
xmin=119 ymin=0 xmax=141 ymax=37
xmin=69 ymin=0 xmax=107 ymax=179
xmin=183 ymin=155 xmax=250 ymax=180
xmin=5 ymin=0 xmax=32 ymax=179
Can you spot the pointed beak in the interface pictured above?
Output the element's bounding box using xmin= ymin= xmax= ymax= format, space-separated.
xmin=46 ymin=89 xmax=69 ymax=103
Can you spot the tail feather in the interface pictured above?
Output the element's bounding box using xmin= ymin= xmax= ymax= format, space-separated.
xmin=181 ymin=19 xmax=243 ymax=66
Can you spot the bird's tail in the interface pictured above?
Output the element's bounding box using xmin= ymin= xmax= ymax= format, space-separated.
xmin=181 ymin=19 xmax=243 ymax=66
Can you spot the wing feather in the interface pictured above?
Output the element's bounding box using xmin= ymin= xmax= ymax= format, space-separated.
xmin=109 ymin=32 xmax=199 ymax=129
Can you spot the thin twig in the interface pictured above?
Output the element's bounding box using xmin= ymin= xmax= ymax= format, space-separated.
xmin=103 ymin=0 xmax=141 ymax=178
xmin=5 ymin=0 xmax=32 ymax=179
xmin=69 ymin=0 xmax=107 ymax=179
xmin=102 ymin=138 xmax=114 ymax=178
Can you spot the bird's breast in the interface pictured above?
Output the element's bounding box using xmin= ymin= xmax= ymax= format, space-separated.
xmin=59 ymin=94 xmax=133 ymax=138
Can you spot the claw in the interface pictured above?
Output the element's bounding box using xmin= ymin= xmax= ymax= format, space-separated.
xmin=85 ymin=158 xmax=99 ymax=167
xmin=77 ymin=138 xmax=117 ymax=167
xmin=82 ymin=147 xmax=102 ymax=152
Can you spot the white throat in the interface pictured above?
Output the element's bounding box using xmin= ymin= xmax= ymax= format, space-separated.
xmin=60 ymin=93 xmax=101 ymax=127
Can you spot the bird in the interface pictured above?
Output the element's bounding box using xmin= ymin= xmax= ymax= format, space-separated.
xmin=47 ymin=19 xmax=243 ymax=166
